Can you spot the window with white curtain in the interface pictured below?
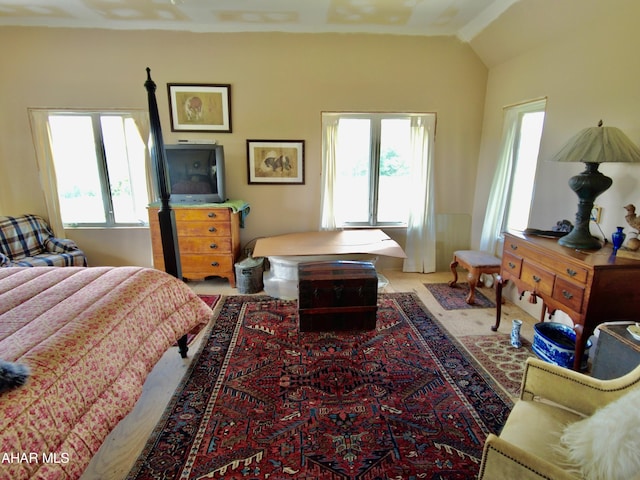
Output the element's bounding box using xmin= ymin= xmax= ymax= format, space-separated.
xmin=321 ymin=112 xmax=435 ymax=227
xmin=46 ymin=112 xmax=149 ymax=227
xmin=480 ymin=99 xmax=546 ymax=255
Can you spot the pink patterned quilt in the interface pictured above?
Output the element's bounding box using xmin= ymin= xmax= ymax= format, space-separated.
xmin=0 ymin=266 xmax=212 ymax=479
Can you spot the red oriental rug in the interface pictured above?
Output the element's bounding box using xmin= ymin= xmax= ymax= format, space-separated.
xmin=128 ymin=293 xmax=512 ymax=479
xmin=425 ymin=282 xmax=496 ymax=310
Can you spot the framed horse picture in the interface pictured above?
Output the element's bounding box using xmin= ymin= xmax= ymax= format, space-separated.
xmin=246 ymin=140 xmax=305 ymax=185
xmin=167 ymin=83 xmax=232 ymax=132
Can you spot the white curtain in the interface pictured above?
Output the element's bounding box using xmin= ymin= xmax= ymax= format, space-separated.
xmin=402 ymin=115 xmax=437 ymax=273
xmin=479 ymin=108 xmax=518 ymax=255
xmin=319 ymin=115 xmax=339 ymax=230
xmin=28 ymin=109 xmax=65 ymax=236
xmin=129 ymin=110 xmax=156 ymax=202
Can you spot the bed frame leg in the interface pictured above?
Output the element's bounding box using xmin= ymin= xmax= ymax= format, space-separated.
xmin=177 ymin=334 xmax=188 ymax=358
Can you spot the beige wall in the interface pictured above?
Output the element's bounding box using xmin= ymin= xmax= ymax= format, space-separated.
xmin=0 ymin=28 xmax=486 ymax=268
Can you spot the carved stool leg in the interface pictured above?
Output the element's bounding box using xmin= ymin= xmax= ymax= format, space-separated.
xmin=448 ymin=258 xmax=459 ymax=287
xmin=466 ymin=268 xmax=480 ymax=305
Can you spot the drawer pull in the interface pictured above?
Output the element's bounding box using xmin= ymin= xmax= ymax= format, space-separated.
xmin=562 ymin=290 xmax=574 ymax=300
xmin=532 ymin=275 xmax=541 ymax=283
xmin=210 ymin=243 xmax=218 ymax=249
xmin=208 ymin=212 xmax=217 ymax=218
xmin=208 ymin=226 xmax=217 ymax=233
xmin=510 ymin=243 xmax=518 ymax=250
xmin=566 ymin=268 xmax=577 ymax=277
xmin=508 ymin=262 xmax=516 ymax=269
xmin=211 ymin=262 xmax=219 ymax=267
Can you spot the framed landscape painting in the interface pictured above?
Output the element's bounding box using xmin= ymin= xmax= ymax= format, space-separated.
xmin=167 ymin=83 xmax=232 ymax=132
xmin=246 ymin=140 xmax=305 ymax=184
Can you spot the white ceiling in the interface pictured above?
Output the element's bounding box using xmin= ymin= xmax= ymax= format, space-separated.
xmin=0 ymin=0 xmax=521 ymax=41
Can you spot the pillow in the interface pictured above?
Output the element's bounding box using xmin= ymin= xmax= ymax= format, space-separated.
xmin=0 ymin=359 xmax=30 ymax=393
xmin=560 ymin=387 xmax=640 ymax=480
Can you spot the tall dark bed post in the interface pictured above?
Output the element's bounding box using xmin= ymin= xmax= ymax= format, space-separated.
xmin=144 ymin=68 xmax=189 ymax=358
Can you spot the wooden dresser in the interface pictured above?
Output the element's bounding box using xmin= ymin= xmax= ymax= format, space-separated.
xmin=495 ymin=231 xmax=640 ymax=370
xmin=148 ymin=205 xmax=241 ymax=287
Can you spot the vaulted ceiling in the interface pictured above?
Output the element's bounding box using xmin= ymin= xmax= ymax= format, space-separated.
xmin=0 ymin=0 xmax=520 ymax=41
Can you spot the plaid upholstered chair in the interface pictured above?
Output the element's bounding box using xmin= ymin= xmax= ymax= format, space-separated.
xmin=0 ymin=214 xmax=87 ymax=267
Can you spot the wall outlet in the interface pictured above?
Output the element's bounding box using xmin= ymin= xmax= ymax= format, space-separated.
xmin=591 ymin=205 xmax=602 ymax=223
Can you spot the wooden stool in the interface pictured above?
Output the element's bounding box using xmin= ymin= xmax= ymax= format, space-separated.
xmin=449 ymin=250 xmax=501 ymax=305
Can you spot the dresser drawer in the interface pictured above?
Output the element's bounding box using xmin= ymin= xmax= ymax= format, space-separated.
xmin=179 ymin=237 xmax=232 ymax=254
xmin=557 ymin=265 xmax=589 ymax=284
xmin=181 ymin=254 xmax=234 ymax=276
xmin=174 ymin=208 xmax=231 ymax=222
xmin=501 ymin=251 xmax=523 ymax=278
xmin=520 ymin=261 xmax=555 ymax=296
xmin=177 ymin=221 xmax=232 ymax=237
xmin=552 ymin=277 xmax=585 ymax=312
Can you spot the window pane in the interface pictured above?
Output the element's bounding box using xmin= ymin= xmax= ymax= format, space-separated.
xmin=49 ymin=115 xmax=106 ymax=224
xmin=377 ymin=118 xmax=411 ymax=223
xmin=505 ymin=111 xmax=545 ymax=231
xmin=336 ymin=119 xmax=371 ymax=223
xmin=101 ymin=116 xmax=148 ymax=224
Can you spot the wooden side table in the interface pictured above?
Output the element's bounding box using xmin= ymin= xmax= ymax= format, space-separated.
xmin=591 ymin=324 xmax=640 ymax=379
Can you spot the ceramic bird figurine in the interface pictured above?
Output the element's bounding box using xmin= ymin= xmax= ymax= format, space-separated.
xmin=623 ymin=204 xmax=640 ymax=250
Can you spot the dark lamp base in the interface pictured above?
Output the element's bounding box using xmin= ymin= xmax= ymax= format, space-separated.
xmin=557 ymin=162 xmax=611 ymax=251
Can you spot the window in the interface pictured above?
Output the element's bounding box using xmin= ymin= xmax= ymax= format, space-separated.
xmin=480 ymin=99 xmax=546 ymax=254
xmin=322 ymin=112 xmax=434 ymax=227
xmin=503 ymin=108 xmax=545 ymax=232
xmin=46 ymin=112 xmax=149 ymax=227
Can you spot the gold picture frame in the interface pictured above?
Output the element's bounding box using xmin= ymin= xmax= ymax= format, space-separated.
xmin=167 ymin=83 xmax=232 ymax=132
xmin=246 ymin=140 xmax=305 ymax=185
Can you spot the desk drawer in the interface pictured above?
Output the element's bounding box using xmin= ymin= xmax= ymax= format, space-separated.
xmin=521 ymin=261 xmax=555 ymax=296
xmin=501 ymin=251 xmax=523 ymax=278
xmin=552 ymin=277 xmax=585 ymax=312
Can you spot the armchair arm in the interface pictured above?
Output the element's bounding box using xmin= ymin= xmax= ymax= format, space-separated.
xmin=44 ymin=237 xmax=80 ymax=253
xmin=520 ymin=357 xmax=640 ymax=416
xmin=478 ymin=434 xmax=577 ymax=480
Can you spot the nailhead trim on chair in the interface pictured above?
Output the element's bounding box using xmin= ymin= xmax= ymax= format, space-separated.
xmin=479 ymin=445 xmax=556 ymax=480
xmin=522 ymin=362 xmax=640 ymax=399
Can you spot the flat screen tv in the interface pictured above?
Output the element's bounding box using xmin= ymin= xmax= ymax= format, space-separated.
xmin=165 ymin=144 xmax=226 ymax=204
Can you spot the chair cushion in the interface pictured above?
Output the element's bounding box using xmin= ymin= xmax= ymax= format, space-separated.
xmin=499 ymin=399 xmax=584 ymax=468
xmin=560 ymin=387 xmax=640 ymax=480
xmin=0 ymin=214 xmax=51 ymax=259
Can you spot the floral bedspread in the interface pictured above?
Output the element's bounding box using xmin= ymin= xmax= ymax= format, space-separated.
xmin=0 ymin=266 xmax=212 ymax=479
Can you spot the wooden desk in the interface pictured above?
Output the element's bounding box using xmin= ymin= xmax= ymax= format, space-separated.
xmin=495 ymin=231 xmax=640 ymax=370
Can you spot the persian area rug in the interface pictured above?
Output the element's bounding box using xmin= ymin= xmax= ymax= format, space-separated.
xmin=128 ymin=293 xmax=512 ymax=480
xmin=458 ymin=335 xmax=535 ymax=397
xmin=425 ymin=282 xmax=496 ymax=310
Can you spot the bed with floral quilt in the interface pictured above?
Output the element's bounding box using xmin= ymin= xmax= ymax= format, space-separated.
xmin=0 ymin=266 xmax=212 ymax=479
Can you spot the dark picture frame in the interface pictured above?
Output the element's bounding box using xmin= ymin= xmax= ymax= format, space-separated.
xmin=167 ymin=83 xmax=232 ymax=132
xmin=246 ymin=140 xmax=305 ymax=184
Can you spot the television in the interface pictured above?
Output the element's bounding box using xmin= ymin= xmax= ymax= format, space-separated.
xmin=164 ymin=144 xmax=226 ymax=204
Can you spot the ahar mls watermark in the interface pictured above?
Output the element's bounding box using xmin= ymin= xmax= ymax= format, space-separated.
xmin=1 ymin=452 xmax=70 ymax=465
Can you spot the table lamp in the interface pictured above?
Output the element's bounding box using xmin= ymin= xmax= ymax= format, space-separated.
xmin=551 ymin=121 xmax=640 ymax=250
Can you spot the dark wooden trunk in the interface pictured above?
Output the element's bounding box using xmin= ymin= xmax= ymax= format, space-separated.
xmin=298 ymin=261 xmax=378 ymax=332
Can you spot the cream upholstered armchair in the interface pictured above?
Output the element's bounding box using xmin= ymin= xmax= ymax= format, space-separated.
xmin=478 ymin=357 xmax=640 ymax=480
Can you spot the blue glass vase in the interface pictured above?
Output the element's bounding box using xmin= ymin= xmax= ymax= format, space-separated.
xmin=611 ymin=226 xmax=626 ymax=254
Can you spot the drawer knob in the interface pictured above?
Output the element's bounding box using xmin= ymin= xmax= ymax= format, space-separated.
xmin=508 ymin=262 xmax=516 ymax=269
xmin=532 ymin=275 xmax=541 ymax=283
xmin=566 ymin=268 xmax=577 ymax=277
xmin=211 ymin=262 xmax=219 ymax=267
xmin=209 ymin=226 xmax=217 ymax=232
xmin=562 ymin=290 xmax=574 ymax=300
xmin=208 ymin=212 xmax=217 ymax=218
xmin=510 ymin=244 xmax=518 ymax=250
xmin=210 ymin=243 xmax=218 ymax=249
